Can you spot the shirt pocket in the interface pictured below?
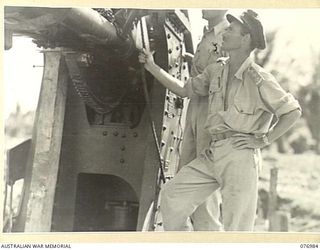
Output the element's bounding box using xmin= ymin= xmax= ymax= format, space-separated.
xmin=209 ymin=77 xmax=222 ymax=95
xmin=233 ymin=96 xmax=256 ymax=115
xmin=208 ymin=77 xmax=223 ymax=111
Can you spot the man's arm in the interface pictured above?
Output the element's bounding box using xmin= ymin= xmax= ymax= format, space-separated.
xmin=265 ymin=109 xmax=301 ymax=144
xmin=183 ymin=52 xmax=194 ymax=66
xmin=232 ymin=109 xmax=302 ymax=149
xmin=139 ymin=50 xmax=188 ymax=97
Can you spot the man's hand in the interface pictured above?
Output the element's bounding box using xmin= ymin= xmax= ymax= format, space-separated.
xmin=138 ymin=49 xmax=155 ymax=71
xmin=232 ymin=133 xmax=266 ymax=149
xmin=182 ymin=52 xmax=194 ymax=65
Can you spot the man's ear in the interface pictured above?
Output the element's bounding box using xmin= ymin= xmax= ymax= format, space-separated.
xmin=242 ymin=33 xmax=252 ymax=48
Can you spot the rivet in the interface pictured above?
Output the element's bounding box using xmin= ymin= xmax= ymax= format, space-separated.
xmin=103 ymin=131 xmax=108 ymax=136
xmin=122 ymin=134 xmax=126 ymax=138
xmin=121 ymin=146 xmax=126 ymax=151
xmin=120 ymin=159 xmax=125 ymax=164
xmin=114 ymin=131 xmax=119 ymax=136
xmin=133 ymin=132 xmax=138 ymax=137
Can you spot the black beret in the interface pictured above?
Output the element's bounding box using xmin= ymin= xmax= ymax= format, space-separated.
xmin=226 ymin=9 xmax=266 ymax=50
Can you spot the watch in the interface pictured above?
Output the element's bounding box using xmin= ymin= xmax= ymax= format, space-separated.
xmin=261 ymin=134 xmax=270 ymax=145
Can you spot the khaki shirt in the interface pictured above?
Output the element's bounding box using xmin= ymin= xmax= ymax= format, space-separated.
xmin=180 ymin=20 xmax=229 ymax=163
xmin=185 ymin=56 xmax=301 ymax=136
xmin=191 ymin=20 xmax=228 ymax=77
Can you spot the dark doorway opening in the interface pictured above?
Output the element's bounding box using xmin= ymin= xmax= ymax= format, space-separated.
xmin=73 ymin=173 xmax=139 ymax=231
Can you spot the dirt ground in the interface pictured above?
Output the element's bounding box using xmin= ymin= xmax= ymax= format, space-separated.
xmin=254 ymin=148 xmax=320 ymax=232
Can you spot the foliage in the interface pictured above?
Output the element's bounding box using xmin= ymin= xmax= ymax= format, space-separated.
xmin=5 ymin=104 xmax=34 ymax=149
xmin=297 ymin=51 xmax=320 ymax=154
xmin=255 ymin=30 xmax=319 ymax=154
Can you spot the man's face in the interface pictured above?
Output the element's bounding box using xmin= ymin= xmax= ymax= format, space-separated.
xmin=221 ymin=21 xmax=246 ymax=51
xmin=202 ymin=10 xmax=227 ymax=20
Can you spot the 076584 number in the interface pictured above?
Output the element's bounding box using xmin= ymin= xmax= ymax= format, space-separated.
xmin=300 ymin=244 xmax=319 ymax=248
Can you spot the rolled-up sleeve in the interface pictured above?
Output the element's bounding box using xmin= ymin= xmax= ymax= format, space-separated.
xmin=184 ymin=68 xmax=210 ymax=98
xmin=259 ymin=79 xmax=301 ymax=117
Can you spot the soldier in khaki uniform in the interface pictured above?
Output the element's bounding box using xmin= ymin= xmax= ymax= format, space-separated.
xmin=180 ymin=9 xmax=228 ymax=231
xmin=139 ymin=9 xmax=301 ymax=231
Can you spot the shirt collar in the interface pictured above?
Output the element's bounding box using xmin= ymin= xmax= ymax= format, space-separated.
xmin=204 ymin=19 xmax=229 ymax=35
xmin=234 ymin=56 xmax=253 ymax=80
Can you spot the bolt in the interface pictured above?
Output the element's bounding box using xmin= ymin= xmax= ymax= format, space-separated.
xmin=168 ymin=49 xmax=172 ymax=54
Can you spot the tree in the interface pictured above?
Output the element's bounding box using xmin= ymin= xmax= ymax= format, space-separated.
xmin=298 ymin=51 xmax=320 ymax=154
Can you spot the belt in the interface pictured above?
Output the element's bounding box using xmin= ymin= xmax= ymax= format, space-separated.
xmin=211 ymin=131 xmax=238 ymax=142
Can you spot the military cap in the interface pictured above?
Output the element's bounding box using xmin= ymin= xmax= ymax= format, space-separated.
xmin=226 ymin=9 xmax=266 ymax=50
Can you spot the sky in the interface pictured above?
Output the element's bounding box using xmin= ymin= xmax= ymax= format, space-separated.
xmin=4 ymin=37 xmax=43 ymax=118
xmin=3 ymin=8 xmax=320 ymax=119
